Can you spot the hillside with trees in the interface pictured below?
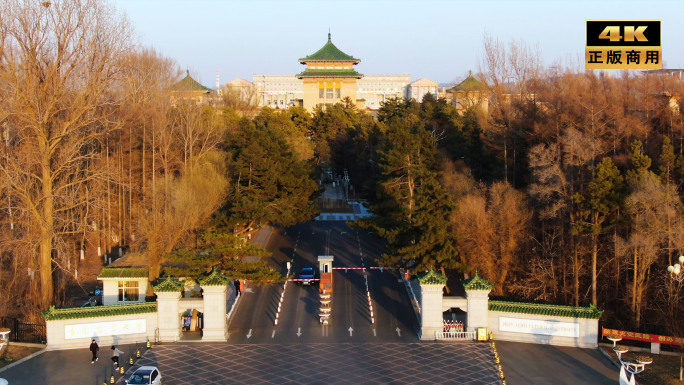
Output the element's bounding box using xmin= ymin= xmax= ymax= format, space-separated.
xmin=0 ymin=0 xmax=681 ymax=341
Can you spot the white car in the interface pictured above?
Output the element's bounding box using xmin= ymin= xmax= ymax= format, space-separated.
xmin=126 ymin=366 xmax=162 ymax=385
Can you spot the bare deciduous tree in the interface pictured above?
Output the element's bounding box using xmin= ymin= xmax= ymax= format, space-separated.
xmin=453 ymin=180 xmax=530 ymax=295
xmin=0 ymin=0 xmax=132 ymax=311
xmin=623 ymin=172 xmax=682 ymax=326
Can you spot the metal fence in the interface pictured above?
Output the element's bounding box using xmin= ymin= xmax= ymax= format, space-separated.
xmin=0 ymin=317 xmax=46 ymax=344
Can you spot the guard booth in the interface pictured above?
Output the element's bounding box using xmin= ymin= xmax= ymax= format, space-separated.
xmin=318 ymin=255 xmax=333 ymax=293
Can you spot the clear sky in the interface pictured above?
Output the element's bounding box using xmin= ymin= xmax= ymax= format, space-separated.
xmin=112 ymin=0 xmax=684 ymax=87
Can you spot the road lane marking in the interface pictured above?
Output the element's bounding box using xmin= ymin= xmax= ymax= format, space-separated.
xmin=373 ymin=329 xmax=377 ymax=337
xmin=272 ymin=330 xmax=275 ymax=338
xmin=396 ymin=327 xmax=401 ymax=337
xmin=348 ymin=327 xmax=354 ymax=337
xmin=297 ymin=327 xmax=302 ymax=337
xmin=246 ymin=329 xmax=252 ymax=339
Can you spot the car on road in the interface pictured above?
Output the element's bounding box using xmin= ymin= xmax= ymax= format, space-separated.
xmin=297 ymin=267 xmax=316 ymax=286
xmin=126 ymin=366 xmax=162 ymax=385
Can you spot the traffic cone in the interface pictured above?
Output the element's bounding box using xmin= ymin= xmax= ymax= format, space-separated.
xmin=110 ymin=374 xmax=115 ymax=384
xmin=146 ymin=339 xmax=151 ymax=348
xmin=119 ymin=365 xmax=124 ymax=374
xmin=129 ymin=355 xmax=133 ymax=365
xmin=136 ymin=348 xmax=141 ymax=358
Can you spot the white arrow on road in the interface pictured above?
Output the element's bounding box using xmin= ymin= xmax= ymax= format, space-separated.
xmin=246 ymin=329 xmax=252 ymax=339
xmin=348 ymin=327 xmax=354 ymax=337
xmin=297 ymin=327 xmax=302 ymax=337
xmin=396 ymin=327 xmax=401 ymax=337
xmin=272 ymin=330 xmax=276 ymax=338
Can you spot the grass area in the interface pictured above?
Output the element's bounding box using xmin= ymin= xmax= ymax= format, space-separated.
xmin=601 ymin=346 xmax=683 ymax=385
xmin=0 ymin=344 xmax=43 ymax=369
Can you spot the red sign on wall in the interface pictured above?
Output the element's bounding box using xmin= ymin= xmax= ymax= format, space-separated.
xmin=603 ymin=327 xmax=684 ymax=346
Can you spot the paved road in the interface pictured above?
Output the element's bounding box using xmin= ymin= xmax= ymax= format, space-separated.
xmin=497 ymin=340 xmax=617 ymax=385
xmin=229 ymin=221 xmax=419 ymax=344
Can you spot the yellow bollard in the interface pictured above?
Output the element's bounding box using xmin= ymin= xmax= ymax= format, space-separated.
xmin=129 ymin=355 xmax=133 ymax=365
xmin=146 ymin=339 xmax=151 ymax=348
xmin=109 ymin=374 xmax=115 ymax=384
xmin=119 ymin=365 xmax=124 ymax=374
xmin=136 ymin=348 xmax=140 ymax=358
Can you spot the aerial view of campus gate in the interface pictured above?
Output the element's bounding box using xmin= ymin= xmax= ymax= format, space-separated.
xmin=0 ymin=1 xmax=683 ymax=384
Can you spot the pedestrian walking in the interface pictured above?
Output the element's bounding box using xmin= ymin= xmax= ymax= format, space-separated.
xmin=89 ymin=339 xmax=99 ymax=363
xmin=111 ymin=345 xmax=124 ymax=368
xmin=234 ymin=279 xmax=241 ymax=296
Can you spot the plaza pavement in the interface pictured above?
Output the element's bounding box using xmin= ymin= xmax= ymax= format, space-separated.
xmin=0 ymin=341 xmax=502 ymax=385
xmin=0 ymin=338 xmax=621 ymax=385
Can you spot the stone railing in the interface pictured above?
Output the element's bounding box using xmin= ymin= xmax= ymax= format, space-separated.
xmin=435 ymin=330 xmax=476 ymax=340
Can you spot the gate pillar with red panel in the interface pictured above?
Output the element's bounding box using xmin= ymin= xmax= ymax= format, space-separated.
xmin=318 ymin=255 xmax=334 ymax=293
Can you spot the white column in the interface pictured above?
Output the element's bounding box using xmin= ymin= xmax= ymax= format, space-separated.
xmin=465 ymin=289 xmax=491 ymax=332
xmin=156 ymin=291 xmax=181 ymax=342
xmin=419 ymin=283 xmax=444 ymax=340
xmin=201 ymin=284 xmax=227 ymax=341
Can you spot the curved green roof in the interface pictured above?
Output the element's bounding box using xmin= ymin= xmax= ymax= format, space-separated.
xmin=451 ymin=72 xmax=487 ymax=92
xmin=489 ymin=300 xmax=604 ymax=320
xmin=299 ymin=33 xmax=360 ymax=63
xmin=199 ymin=266 xmax=231 ymax=286
xmin=153 ymin=276 xmax=183 ymax=292
xmin=462 ymin=271 xmax=494 ymax=291
xmin=297 ymin=68 xmax=363 ymax=78
xmin=43 ymin=302 xmax=157 ymax=321
xmin=98 ymin=267 xmax=148 ymax=279
xmin=171 ymin=70 xmax=213 ymax=92
xmin=417 ymin=266 xmax=447 ymax=285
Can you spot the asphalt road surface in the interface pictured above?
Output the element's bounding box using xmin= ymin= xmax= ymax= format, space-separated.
xmin=228 ymin=221 xmax=420 ymax=344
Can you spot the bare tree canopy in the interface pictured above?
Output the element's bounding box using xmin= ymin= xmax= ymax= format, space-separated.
xmin=0 ymin=0 xmax=133 ymax=312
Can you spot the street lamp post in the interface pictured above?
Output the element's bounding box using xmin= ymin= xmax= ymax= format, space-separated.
xmin=666 ymin=255 xmax=684 ymax=381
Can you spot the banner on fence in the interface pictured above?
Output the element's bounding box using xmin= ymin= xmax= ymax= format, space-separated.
xmin=602 ymin=327 xmax=684 ymax=346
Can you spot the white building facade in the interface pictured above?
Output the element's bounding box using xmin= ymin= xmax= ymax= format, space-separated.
xmin=242 ymin=73 xmax=435 ymax=112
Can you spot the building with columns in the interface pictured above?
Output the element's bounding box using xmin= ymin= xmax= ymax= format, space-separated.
xmin=407 ymin=78 xmax=440 ymax=103
xmin=235 ymin=34 xmax=440 ymax=112
xmin=297 ymin=33 xmax=363 ymax=111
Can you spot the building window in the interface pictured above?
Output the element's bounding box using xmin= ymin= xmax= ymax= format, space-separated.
xmin=327 ymin=88 xmax=333 ymax=99
xmin=319 ymin=88 xmax=325 ymax=98
xmin=335 ymin=88 xmax=341 ymax=98
xmin=118 ymin=280 xmax=139 ymax=302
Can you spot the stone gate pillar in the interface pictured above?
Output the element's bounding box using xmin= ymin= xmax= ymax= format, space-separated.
xmin=154 ymin=277 xmax=183 ymax=342
xmin=418 ymin=267 xmax=448 ymax=340
xmin=200 ymin=267 xmax=229 ymax=342
xmin=463 ymin=272 xmax=493 ymax=332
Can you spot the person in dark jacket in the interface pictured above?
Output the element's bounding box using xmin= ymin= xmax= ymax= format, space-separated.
xmin=235 ymin=279 xmax=241 ymax=296
xmin=89 ymin=339 xmax=99 ymax=363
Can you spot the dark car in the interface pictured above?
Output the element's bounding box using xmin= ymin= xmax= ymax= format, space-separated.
xmin=297 ymin=267 xmax=316 ymax=285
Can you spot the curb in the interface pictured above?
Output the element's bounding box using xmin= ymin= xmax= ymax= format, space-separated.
xmin=0 ymin=348 xmax=47 ymax=373
xmin=598 ymin=346 xmax=622 ymax=369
